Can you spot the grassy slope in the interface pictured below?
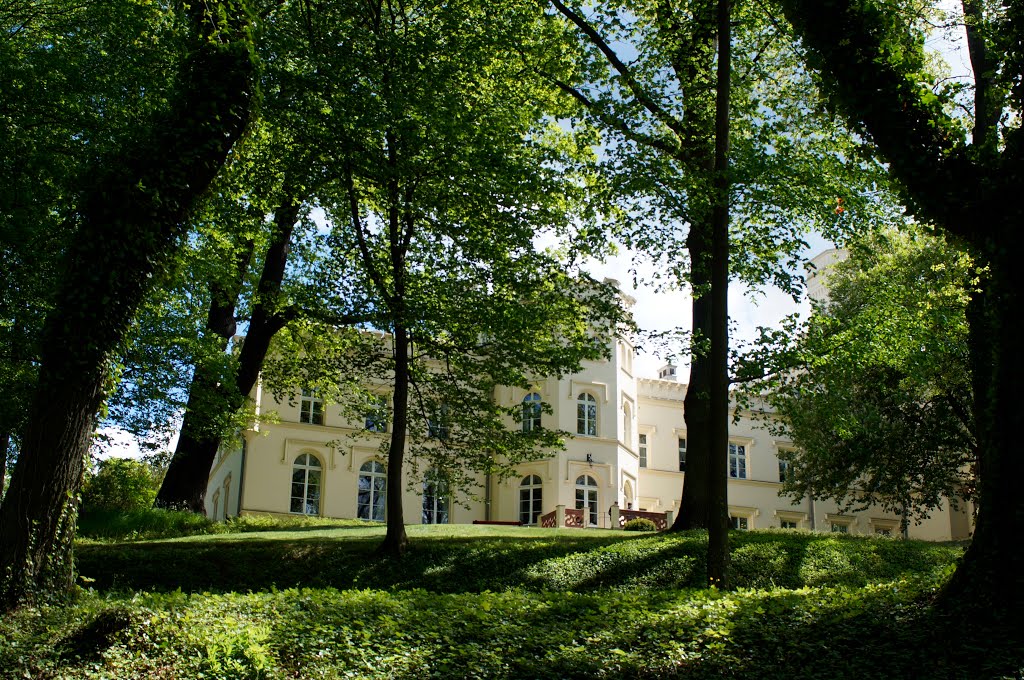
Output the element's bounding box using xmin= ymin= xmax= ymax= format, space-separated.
xmin=2 ymin=521 xmax=1018 ymax=679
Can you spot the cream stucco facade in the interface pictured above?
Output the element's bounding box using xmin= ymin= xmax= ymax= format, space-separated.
xmin=206 ymin=328 xmax=971 ymax=540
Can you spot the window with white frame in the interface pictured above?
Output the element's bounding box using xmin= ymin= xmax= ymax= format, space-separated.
xmin=729 ymin=442 xmax=747 ymax=479
xmin=778 ymin=459 xmax=791 ymax=483
xmin=357 ymin=460 xmax=386 ymax=521
xmin=521 ymin=392 xmax=542 ymax=433
xmin=212 ymin=490 xmax=220 ymax=520
xmin=780 ymin=519 xmax=798 ymax=529
xmin=428 ymin=404 xmax=450 ymax=440
xmin=678 ymin=438 xmax=687 ymax=472
xmin=519 ymin=475 xmax=543 ymax=525
xmin=576 ymin=392 xmax=597 ymax=436
xmin=729 ymin=515 xmax=749 ymax=530
xmin=365 ymin=396 xmax=388 ymax=432
xmin=290 ymin=453 xmax=322 ymax=515
xmin=575 ymin=474 xmax=599 ymax=527
xmin=638 ymin=434 xmax=648 ymax=468
xmin=300 ymin=389 xmax=324 ymax=425
xmin=422 ymin=474 xmax=449 ymax=524
xmin=870 ymin=518 xmax=899 ymax=536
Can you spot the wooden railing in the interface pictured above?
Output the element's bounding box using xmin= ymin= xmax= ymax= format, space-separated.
xmin=540 ymin=510 xmax=557 ymax=528
xmin=619 ymin=509 xmax=669 ymax=531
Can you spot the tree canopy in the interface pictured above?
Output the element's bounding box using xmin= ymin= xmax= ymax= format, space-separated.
xmin=740 ymin=230 xmax=977 ymax=523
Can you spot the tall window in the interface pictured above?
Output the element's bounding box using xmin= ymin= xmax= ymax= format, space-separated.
xmin=575 ymin=474 xmax=599 ymax=527
xmin=577 ymin=392 xmax=597 ymax=436
xmin=519 ymin=475 xmax=543 ymax=525
xmin=300 ymin=389 xmax=323 ymax=425
xmin=290 ymin=453 xmax=322 ymax=515
xmin=422 ymin=475 xmax=449 ymax=524
xmin=428 ymin=404 xmax=450 ymax=440
xmin=729 ymin=443 xmax=747 ymax=479
xmin=358 ymin=460 xmax=386 ymax=521
xmin=639 ymin=434 xmax=648 ymax=468
xmin=678 ymin=438 xmax=687 ymax=472
xmin=778 ymin=459 xmax=791 ymax=483
xmin=522 ymin=392 xmax=542 ymax=433
xmin=622 ymin=402 xmax=633 ymax=444
xmin=365 ymin=396 xmax=388 ymax=433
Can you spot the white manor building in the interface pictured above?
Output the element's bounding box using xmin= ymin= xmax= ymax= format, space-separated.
xmin=205 ymin=282 xmax=972 ymax=541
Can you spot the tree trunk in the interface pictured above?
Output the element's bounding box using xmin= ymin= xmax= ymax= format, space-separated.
xmin=668 ymin=0 xmax=721 ymax=534
xmin=0 ymin=9 xmax=253 ymax=611
xmin=705 ymin=0 xmax=731 ymax=588
xmin=0 ymin=431 xmax=8 ymax=499
xmin=674 ymin=226 xmax=713 ymax=530
xmin=156 ymin=197 xmax=300 ymax=512
xmin=378 ymin=324 xmax=410 ymax=557
xmin=939 ymin=241 xmax=1024 ymax=638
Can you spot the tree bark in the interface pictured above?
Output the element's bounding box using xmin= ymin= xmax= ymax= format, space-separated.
xmin=0 ymin=7 xmax=253 ymax=611
xmin=378 ymin=324 xmax=410 ymax=557
xmin=156 ymin=195 xmax=300 ymax=512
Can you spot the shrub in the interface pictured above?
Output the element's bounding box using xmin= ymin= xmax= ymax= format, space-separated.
xmin=77 ymin=508 xmax=221 ymax=541
xmin=81 ymin=458 xmax=159 ymax=513
xmin=623 ymin=518 xmax=658 ymax=532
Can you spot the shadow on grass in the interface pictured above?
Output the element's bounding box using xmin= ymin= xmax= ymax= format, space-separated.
xmin=75 ymin=529 xmax=962 ymax=599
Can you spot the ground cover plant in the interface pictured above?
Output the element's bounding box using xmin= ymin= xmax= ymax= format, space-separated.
xmin=2 ymin=522 xmax=1018 ymax=678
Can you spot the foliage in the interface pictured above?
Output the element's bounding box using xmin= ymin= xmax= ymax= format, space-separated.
xmin=81 ymin=458 xmax=163 ymax=514
xmin=255 ymin=0 xmax=628 ymax=554
xmin=738 ymin=229 xmax=977 ymax=521
xmin=623 ymin=517 xmax=658 ymax=531
xmin=77 ymin=508 xmax=221 ymax=542
xmin=7 ymin=527 xmax=1014 ymax=678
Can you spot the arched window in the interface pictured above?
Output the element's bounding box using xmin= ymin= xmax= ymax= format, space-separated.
xmin=576 ymin=392 xmax=598 ymax=436
xmin=358 ymin=460 xmax=386 ymax=521
xmin=623 ymin=480 xmax=634 ymax=510
xmin=521 ymin=392 xmax=542 ymax=433
xmin=422 ymin=474 xmax=449 ymax=524
xmin=211 ymin=490 xmax=220 ymax=521
xmin=519 ymin=475 xmax=543 ymax=525
xmin=290 ymin=453 xmax=322 ymax=515
xmin=575 ymin=474 xmax=599 ymax=527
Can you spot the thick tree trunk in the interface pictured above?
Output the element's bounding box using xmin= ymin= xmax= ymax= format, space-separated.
xmin=0 ymin=10 xmax=253 ymax=611
xmin=379 ymin=325 xmax=410 ymax=558
xmin=674 ymin=227 xmax=713 ymax=530
xmin=156 ymin=197 xmax=300 ymax=512
xmin=939 ymin=243 xmax=1024 ymax=638
xmin=705 ymin=0 xmax=731 ymax=588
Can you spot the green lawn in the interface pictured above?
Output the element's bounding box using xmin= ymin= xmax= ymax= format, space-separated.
xmin=2 ymin=520 xmax=1017 ymax=679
